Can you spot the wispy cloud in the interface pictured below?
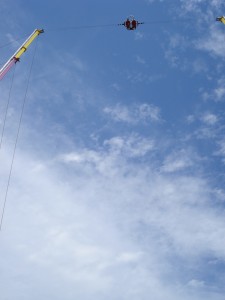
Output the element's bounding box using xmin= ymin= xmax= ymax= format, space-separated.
xmin=215 ymin=139 xmax=225 ymax=163
xmin=187 ymin=112 xmax=220 ymax=126
xmin=1 ymin=132 xmax=225 ymax=299
xmin=201 ymin=112 xmax=219 ymax=125
xmin=160 ymin=148 xmax=196 ymax=173
xmin=136 ymin=55 xmax=146 ymax=65
xmin=103 ymin=103 xmax=161 ymax=124
xmin=202 ymin=77 xmax=225 ymax=102
xmin=134 ymin=31 xmax=144 ymax=40
xmin=195 ymin=26 xmax=225 ymax=59
xmin=180 ymin=0 xmax=225 ymax=14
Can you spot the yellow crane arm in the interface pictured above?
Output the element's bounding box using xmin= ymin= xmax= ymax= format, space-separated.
xmin=0 ymin=28 xmax=44 ymax=80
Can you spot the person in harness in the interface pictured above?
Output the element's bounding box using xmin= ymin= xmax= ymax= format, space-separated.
xmin=122 ymin=16 xmax=142 ymax=30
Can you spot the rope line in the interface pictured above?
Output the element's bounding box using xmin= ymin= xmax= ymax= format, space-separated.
xmin=46 ymin=18 xmax=198 ymax=32
xmin=0 ymin=35 xmax=28 ymax=50
xmin=0 ymin=39 xmax=38 ymax=232
xmin=48 ymin=23 xmax=118 ymax=31
xmin=144 ymin=18 xmax=194 ymax=25
xmin=0 ymin=64 xmax=16 ymax=151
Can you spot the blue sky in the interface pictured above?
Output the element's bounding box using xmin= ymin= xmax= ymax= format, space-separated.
xmin=1 ymin=0 xmax=225 ymax=299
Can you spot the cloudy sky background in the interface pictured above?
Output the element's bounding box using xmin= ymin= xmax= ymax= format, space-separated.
xmin=1 ymin=0 xmax=225 ymax=299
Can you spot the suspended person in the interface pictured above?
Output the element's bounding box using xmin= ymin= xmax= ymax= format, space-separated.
xmin=131 ymin=19 xmax=138 ymax=30
xmin=124 ymin=18 xmax=131 ymax=30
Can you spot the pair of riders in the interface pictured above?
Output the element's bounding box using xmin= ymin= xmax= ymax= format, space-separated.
xmin=124 ymin=18 xmax=138 ymax=30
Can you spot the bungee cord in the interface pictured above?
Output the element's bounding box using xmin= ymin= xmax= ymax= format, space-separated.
xmin=0 ymin=35 xmax=29 ymax=50
xmin=0 ymin=64 xmax=16 ymax=151
xmin=48 ymin=23 xmax=118 ymax=32
xmin=0 ymin=39 xmax=38 ymax=232
xmin=36 ymin=17 xmax=197 ymax=32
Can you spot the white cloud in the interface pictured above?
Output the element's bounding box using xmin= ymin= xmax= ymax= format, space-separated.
xmin=146 ymin=0 xmax=165 ymax=3
xmin=188 ymin=279 xmax=205 ymax=288
xmin=103 ymin=104 xmax=133 ymax=123
xmin=186 ymin=114 xmax=195 ymax=124
xmin=110 ymin=83 xmax=120 ymax=91
xmin=59 ymin=135 xmax=155 ymax=177
xmin=1 ymin=135 xmax=225 ymax=300
xmin=126 ymin=70 xmax=164 ymax=84
xmin=163 ymin=2 xmax=225 ymax=73
xmin=134 ymin=31 xmax=144 ymax=40
xmin=161 ymin=149 xmax=195 ymax=173
xmin=201 ymin=112 xmax=218 ymax=125
xmin=164 ymin=33 xmax=191 ymax=69
xmin=214 ymin=78 xmax=225 ymax=100
xmin=180 ymin=0 xmax=225 ymax=14
xmin=103 ymin=103 xmax=161 ymax=124
xmin=195 ymin=26 xmax=225 ymax=59
xmin=215 ymin=139 xmax=225 ymax=163
xmin=136 ymin=55 xmax=146 ymax=64
xmin=104 ymin=135 xmax=155 ymax=157
xmin=202 ymin=77 xmax=225 ymax=102
xmin=187 ymin=111 xmax=220 ymax=125
xmin=71 ymin=57 xmax=87 ymax=72
xmin=192 ymin=58 xmax=208 ymax=73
